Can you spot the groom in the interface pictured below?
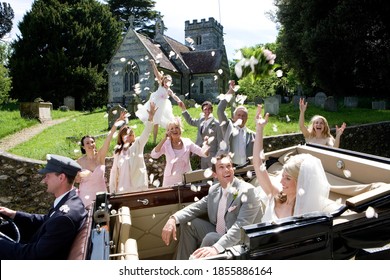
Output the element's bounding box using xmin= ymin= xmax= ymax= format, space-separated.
xmin=0 ymin=154 xmax=87 ymax=259
xmin=161 ymin=154 xmax=263 ymax=259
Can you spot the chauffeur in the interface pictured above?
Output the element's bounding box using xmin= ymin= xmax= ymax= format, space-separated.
xmin=0 ymin=154 xmax=87 ymax=259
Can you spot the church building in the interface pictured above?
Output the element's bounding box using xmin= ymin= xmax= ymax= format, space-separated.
xmin=106 ymin=17 xmax=230 ymax=109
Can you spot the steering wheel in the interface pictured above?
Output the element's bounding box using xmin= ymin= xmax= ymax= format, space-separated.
xmin=0 ymin=213 xmax=20 ymax=243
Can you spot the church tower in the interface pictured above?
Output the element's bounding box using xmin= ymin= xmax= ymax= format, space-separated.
xmin=184 ymin=17 xmax=225 ymax=51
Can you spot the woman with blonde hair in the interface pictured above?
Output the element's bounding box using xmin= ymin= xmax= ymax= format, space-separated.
xmin=151 ymin=117 xmax=209 ymax=187
xmin=253 ymin=105 xmax=330 ymax=222
xmin=299 ymin=98 xmax=346 ymax=148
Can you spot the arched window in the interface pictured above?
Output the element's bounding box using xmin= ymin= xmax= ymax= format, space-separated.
xmin=123 ymin=60 xmax=140 ymax=93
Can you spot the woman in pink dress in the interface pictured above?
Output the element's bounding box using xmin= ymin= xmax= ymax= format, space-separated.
xmin=136 ymin=59 xmax=182 ymax=144
xmin=151 ymin=117 xmax=210 ymax=187
xmin=76 ymin=112 xmax=126 ymax=206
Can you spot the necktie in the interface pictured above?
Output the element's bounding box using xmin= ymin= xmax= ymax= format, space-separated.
xmin=216 ymin=189 xmax=227 ymax=234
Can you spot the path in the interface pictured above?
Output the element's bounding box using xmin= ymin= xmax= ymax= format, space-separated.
xmin=0 ymin=118 xmax=70 ymax=151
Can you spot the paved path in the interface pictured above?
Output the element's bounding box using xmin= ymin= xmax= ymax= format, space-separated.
xmin=0 ymin=118 xmax=69 ymax=151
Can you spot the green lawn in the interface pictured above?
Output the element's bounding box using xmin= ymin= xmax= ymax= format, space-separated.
xmin=3 ymin=102 xmax=390 ymax=161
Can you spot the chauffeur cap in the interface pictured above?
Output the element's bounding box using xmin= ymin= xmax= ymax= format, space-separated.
xmin=39 ymin=154 xmax=81 ymax=177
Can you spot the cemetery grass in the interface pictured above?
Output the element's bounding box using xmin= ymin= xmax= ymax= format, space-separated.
xmin=4 ymin=103 xmax=390 ymax=161
xmin=0 ymin=103 xmax=83 ymax=139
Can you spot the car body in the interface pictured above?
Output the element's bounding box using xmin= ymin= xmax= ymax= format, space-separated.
xmin=70 ymin=143 xmax=390 ymax=260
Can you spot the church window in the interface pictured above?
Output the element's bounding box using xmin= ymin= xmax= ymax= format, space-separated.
xmin=123 ymin=60 xmax=140 ymax=93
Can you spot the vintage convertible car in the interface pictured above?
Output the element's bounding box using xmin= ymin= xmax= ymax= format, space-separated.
xmin=1 ymin=143 xmax=389 ymax=260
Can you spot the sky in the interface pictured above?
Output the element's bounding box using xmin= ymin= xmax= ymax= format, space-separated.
xmin=5 ymin=0 xmax=278 ymax=60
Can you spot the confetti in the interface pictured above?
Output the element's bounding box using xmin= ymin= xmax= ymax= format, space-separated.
xmin=218 ymin=69 xmax=223 ymax=75
xmin=120 ymin=57 xmax=126 ymax=62
xmin=203 ymin=168 xmax=213 ymax=178
xmin=298 ymin=188 xmax=305 ymax=196
xmin=211 ymin=51 xmax=215 ymax=56
xmin=365 ymin=206 xmax=378 ymax=219
xmin=219 ymin=140 xmax=227 ymax=150
xmin=153 ymin=179 xmax=160 ymax=188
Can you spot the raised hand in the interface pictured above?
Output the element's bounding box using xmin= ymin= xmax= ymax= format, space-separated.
xmin=255 ymin=104 xmax=269 ymax=129
xmin=147 ymin=101 xmax=158 ymax=121
xmin=299 ymin=98 xmax=307 ymax=112
xmin=336 ymin=122 xmax=346 ymax=136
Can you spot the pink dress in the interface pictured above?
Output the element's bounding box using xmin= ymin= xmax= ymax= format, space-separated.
xmin=78 ymin=165 xmax=107 ymax=206
xmin=135 ymin=85 xmax=174 ymax=129
xmin=151 ymin=137 xmax=207 ymax=187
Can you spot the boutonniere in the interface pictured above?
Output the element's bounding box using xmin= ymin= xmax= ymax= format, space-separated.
xmin=227 ymin=185 xmax=239 ymax=200
xmin=59 ymin=205 xmax=70 ymax=213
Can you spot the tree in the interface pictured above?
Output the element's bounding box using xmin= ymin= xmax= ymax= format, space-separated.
xmin=8 ymin=0 xmax=122 ymax=110
xmin=0 ymin=42 xmax=11 ymax=104
xmin=106 ymin=0 xmax=162 ymax=37
xmin=275 ymin=0 xmax=390 ymax=98
xmin=0 ymin=2 xmax=14 ymax=39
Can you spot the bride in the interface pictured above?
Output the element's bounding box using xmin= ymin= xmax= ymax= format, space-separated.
xmin=252 ymin=105 xmax=330 ymax=222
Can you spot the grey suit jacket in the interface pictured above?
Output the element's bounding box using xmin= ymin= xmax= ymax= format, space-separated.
xmin=173 ymin=177 xmax=263 ymax=252
xmin=182 ymin=111 xmax=223 ymax=168
xmin=217 ymin=99 xmax=255 ymax=161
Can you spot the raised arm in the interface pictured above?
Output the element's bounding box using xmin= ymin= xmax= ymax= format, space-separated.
xmin=299 ymin=98 xmax=310 ymax=138
xmin=333 ymin=122 xmax=346 ymax=148
xmin=150 ymin=59 xmax=163 ymax=84
xmin=253 ymin=105 xmax=279 ymax=197
xmin=97 ymin=111 xmax=126 ymax=164
xmin=167 ymin=88 xmax=182 ymax=105
xmin=217 ymin=81 xmax=235 ymax=134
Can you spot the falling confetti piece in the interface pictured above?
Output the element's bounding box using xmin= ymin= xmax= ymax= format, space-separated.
xmin=298 ymin=188 xmax=305 ymax=196
xmin=219 ymin=141 xmax=227 ymax=150
xmin=207 ymin=180 xmax=213 ymax=186
xmin=260 ymin=149 xmax=265 ymax=160
xmin=234 ymin=119 xmax=243 ymax=127
xmin=103 ymin=113 xmax=108 ymax=118
xmin=246 ymin=171 xmax=253 ymax=178
xmin=221 ymin=157 xmax=230 ymax=165
xmin=153 ymin=179 xmax=160 ymax=187
xmin=191 ymin=185 xmax=197 ymax=192
xmin=187 ymin=221 xmax=192 ymax=226
xmin=207 ymin=136 xmax=215 ymax=144
xmin=260 ymin=163 xmax=267 ymax=171
xmin=120 ymin=57 xmax=126 ymax=62
xmin=112 ymin=110 xmax=117 ymax=115
xmin=365 ymin=206 xmax=378 ymax=218
xmin=286 ymin=115 xmax=291 ymax=122
xmin=214 ymin=75 xmax=218 ymax=81
xmin=114 ymin=120 xmax=125 ymax=127
xmin=211 ymin=51 xmax=215 ymax=56
xmin=241 ymin=194 xmax=248 ymax=202
xmin=169 ymin=51 xmax=175 ymax=59
xmin=74 ymin=149 xmax=80 ymax=153
xmin=218 ymin=69 xmax=223 ymax=75
xmin=203 ymin=168 xmax=213 ymax=178
xmin=272 ymin=124 xmax=278 ymax=132
xmin=194 ymin=197 xmax=199 ymax=202
xmin=210 ymin=157 xmax=217 ymax=164
xmin=152 ymin=214 xmax=156 ymax=219
xmin=114 ymin=71 xmax=119 ymax=75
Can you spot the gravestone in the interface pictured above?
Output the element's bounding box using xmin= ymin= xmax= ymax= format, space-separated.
xmin=108 ymin=104 xmax=127 ymax=129
xmin=20 ymin=101 xmax=52 ymax=122
xmin=372 ymin=101 xmax=386 ymax=110
xmin=274 ymin=94 xmax=282 ymax=104
xmin=324 ymin=96 xmax=338 ymax=112
xmin=314 ymin=92 xmax=327 ymax=108
xmin=344 ymin=96 xmax=358 ymax=108
xmin=64 ymin=96 xmax=75 ymax=110
xmin=292 ymin=95 xmax=301 ymax=108
xmin=264 ymin=96 xmax=279 ymax=115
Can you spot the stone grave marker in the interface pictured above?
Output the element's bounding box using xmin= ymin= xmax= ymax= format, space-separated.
xmin=314 ymin=92 xmax=327 ymax=108
xmin=64 ymin=96 xmax=75 ymax=110
xmin=372 ymin=101 xmax=386 ymax=110
xmin=324 ymin=96 xmax=338 ymax=112
xmin=344 ymin=96 xmax=358 ymax=108
xmin=264 ymin=96 xmax=280 ymax=115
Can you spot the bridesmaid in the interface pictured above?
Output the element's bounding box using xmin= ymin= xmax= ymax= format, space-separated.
xmin=76 ymin=111 xmax=126 ymax=206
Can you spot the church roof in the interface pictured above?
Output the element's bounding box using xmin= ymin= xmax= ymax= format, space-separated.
xmin=182 ymin=49 xmax=224 ymax=74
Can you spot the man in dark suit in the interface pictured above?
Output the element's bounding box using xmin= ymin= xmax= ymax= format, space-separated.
xmin=180 ymin=100 xmax=223 ymax=169
xmin=0 ymin=154 xmax=87 ymax=259
xmin=161 ymin=154 xmax=263 ymax=259
xmin=217 ymin=81 xmax=255 ymax=166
